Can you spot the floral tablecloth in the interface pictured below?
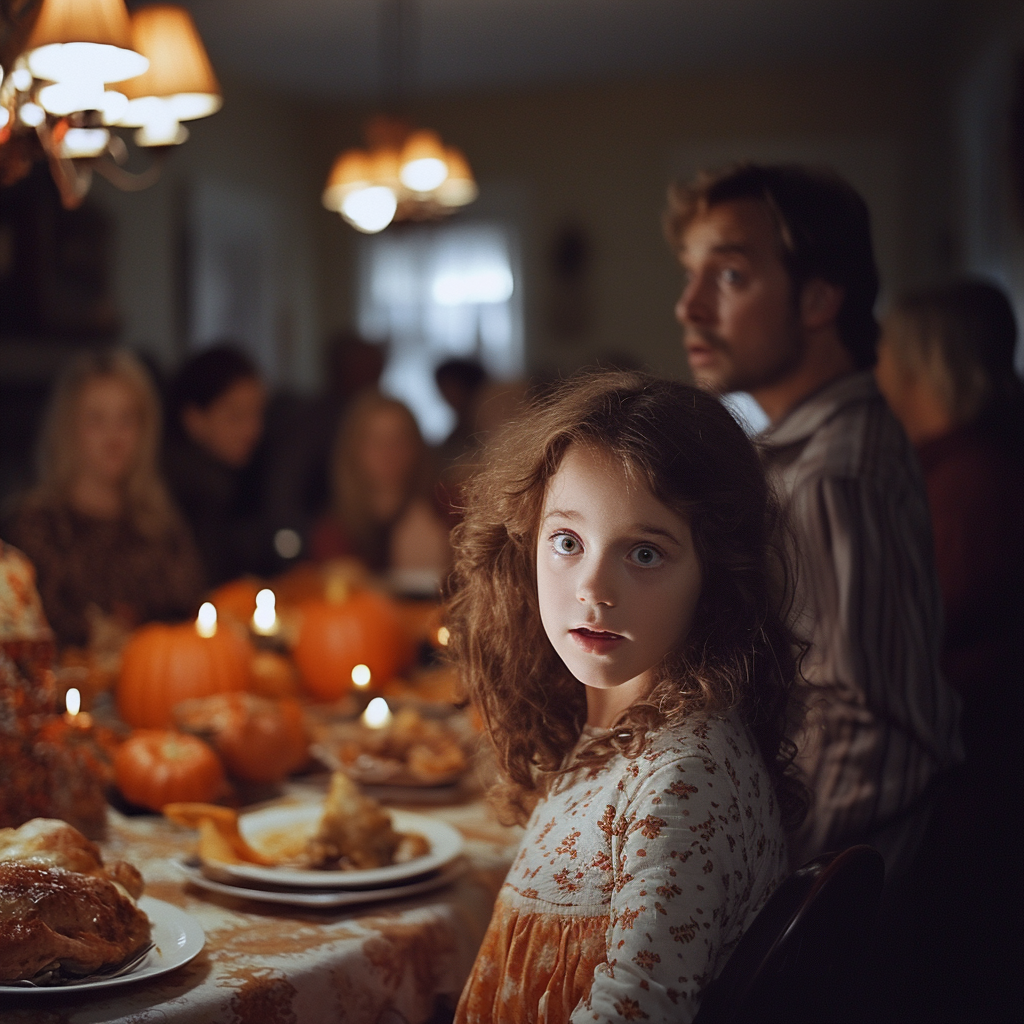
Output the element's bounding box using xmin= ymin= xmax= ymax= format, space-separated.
xmin=0 ymin=786 xmax=522 ymax=1024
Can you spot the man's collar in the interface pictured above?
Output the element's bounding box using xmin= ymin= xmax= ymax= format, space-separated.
xmin=759 ymin=370 xmax=879 ymax=447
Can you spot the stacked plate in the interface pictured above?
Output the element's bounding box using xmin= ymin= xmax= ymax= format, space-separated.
xmin=177 ymin=801 xmax=466 ymax=908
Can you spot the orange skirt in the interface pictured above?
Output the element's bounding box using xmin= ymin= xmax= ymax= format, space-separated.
xmin=455 ymin=893 xmax=609 ymax=1024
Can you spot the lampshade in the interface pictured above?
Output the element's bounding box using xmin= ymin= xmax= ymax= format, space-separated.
xmin=399 ymin=129 xmax=448 ymax=192
xmin=435 ymin=148 xmax=478 ymax=207
xmin=26 ymin=0 xmax=148 ymax=84
xmin=322 ymin=149 xmax=372 ymax=211
xmin=118 ymin=5 xmax=221 ymax=122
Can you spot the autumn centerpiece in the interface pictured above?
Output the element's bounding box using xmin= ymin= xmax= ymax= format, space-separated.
xmin=117 ymin=603 xmax=251 ymax=728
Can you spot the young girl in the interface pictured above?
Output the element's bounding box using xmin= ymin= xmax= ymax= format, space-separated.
xmin=447 ymin=371 xmax=806 ymax=1024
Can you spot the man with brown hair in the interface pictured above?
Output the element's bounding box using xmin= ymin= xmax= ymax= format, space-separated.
xmin=667 ymin=164 xmax=962 ymax=870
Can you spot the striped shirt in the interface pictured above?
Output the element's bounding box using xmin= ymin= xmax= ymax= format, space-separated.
xmin=759 ymin=371 xmax=964 ymax=864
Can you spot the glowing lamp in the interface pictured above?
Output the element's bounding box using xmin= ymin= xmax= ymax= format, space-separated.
xmin=26 ymin=0 xmax=148 ymax=84
xmin=251 ymin=589 xmax=278 ymax=636
xmin=435 ymin=148 xmax=478 ymax=208
xmin=322 ymin=149 xmax=372 ymax=212
xmin=342 ymin=186 xmax=398 ymax=234
xmin=196 ymin=602 xmax=217 ymax=638
xmin=351 ymin=664 xmax=372 ymax=688
xmin=399 ymin=129 xmax=448 ymax=192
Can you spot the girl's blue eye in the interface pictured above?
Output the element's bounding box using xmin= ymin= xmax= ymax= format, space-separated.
xmin=630 ymin=545 xmax=663 ymax=567
xmin=721 ymin=267 xmax=743 ymax=286
xmin=552 ymin=533 xmax=580 ymax=555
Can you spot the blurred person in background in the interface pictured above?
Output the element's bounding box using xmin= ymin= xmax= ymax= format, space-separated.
xmin=875 ymin=278 xmax=1024 ymax=1023
xmin=310 ymin=390 xmax=449 ymax=580
xmin=434 ymin=357 xmax=488 ymax=470
xmin=5 ymin=350 xmax=203 ymax=648
xmin=164 ymin=345 xmax=269 ymax=587
xmin=667 ymin=163 xmax=962 ymax=878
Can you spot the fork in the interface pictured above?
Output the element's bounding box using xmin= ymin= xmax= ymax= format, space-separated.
xmin=11 ymin=942 xmax=156 ymax=988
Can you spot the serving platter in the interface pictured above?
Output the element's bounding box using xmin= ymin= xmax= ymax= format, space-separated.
xmin=201 ymin=804 xmax=464 ymax=889
xmin=0 ymin=897 xmax=204 ymax=994
xmin=179 ymin=856 xmax=466 ymax=907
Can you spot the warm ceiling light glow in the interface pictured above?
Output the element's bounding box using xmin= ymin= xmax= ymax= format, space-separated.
xmin=342 ymin=185 xmax=398 ymax=233
xmin=18 ymin=102 xmax=46 ymax=127
xmin=11 ymin=68 xmax=33 ymax=91
xmin=26 ymin=0 xmax=148 ymax=84
xmin=133 ymin=105 xmax=189 ymax=146
xmin=399 ymin=129 xmax=448 ymax=190
xmin=322 ymin=149 xmax=372 ymax=211
xmin=60 ymin=126 xmax=109 ymax=158
xmin=38 ymin=78 xmax=105 ymax=116
xmin=196 ymin=601 xmax=217 ymax=637
xmin=435 ymin=148 xmax=479 ymax=207
xmin=118 ymin=5 xmax=221 ymax=123
xmin=351 ymin=664 xmax=372 ymax=688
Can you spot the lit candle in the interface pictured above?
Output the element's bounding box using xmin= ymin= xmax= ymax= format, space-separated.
xmin=361 ymin=696 xmax=392 ymax=730
xmin=251 ymin=588 xmax=279 ymax=636
xmin=436 ymin=626 xmax=450 ymax=647
xmin=196 ymin=602 xmax=218 ymax=638
xmin=64 ymin=687 xmax=92 ymax=729
xmin=351 ymin=663 xmax=372 ymax=689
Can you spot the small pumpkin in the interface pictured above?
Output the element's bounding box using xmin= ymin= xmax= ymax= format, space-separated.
xmin=292 ymin=589 xmax=414 ymax=701
xmin=114 ymin=729 xmax=224 ymax=811
xmin=174 ymin=692 xmax=309 ymax=784
xmin=118 ymin=619 xmax=251 ymax=728
xmin=249 ymin=650 xmax=301 ymax=699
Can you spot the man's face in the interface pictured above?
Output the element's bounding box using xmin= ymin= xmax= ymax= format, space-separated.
xmin=675 ymin=199 xmax=804 ymax=396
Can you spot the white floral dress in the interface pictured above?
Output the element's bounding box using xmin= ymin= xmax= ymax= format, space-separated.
xmin=455 ymin=713 xmax=788 ymax=1024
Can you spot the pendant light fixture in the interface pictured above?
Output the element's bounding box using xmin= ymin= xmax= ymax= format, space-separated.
xmin=0 ymin=0 xmax=221 ymax=208
xmin=322 ymin=0 xmax=477 ymax=233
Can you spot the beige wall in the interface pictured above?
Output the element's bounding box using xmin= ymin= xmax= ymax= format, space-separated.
xmin=97 ymin=58 xmax=959 ymax=390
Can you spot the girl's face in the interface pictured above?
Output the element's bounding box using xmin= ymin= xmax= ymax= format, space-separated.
xmin=536 ymin=444 xmax=703 ymax=720
xmin=75 ymin=375 xmax=143 ymax=487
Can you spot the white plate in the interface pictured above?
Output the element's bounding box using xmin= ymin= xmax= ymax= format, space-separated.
xmin=0 ymin=896 xmax=204 ymax=994
xmin=178 ymin=856 xmax=466 ymax=907
xmin=206 ymin=805 xmax=464 ymax=889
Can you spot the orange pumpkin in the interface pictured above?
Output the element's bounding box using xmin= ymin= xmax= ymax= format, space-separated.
xmin=114 ymin=729 xmax=224 ymax=811
xmin=118 ymin=620 xmax=251 ymax=728
xmin=209 ymin=577 xmax=264 ymax=625
xmin=249 ymin=650 xmax=301 ymax=699
xmin=293 ymin=589 xmax=414 ymax=700
xmin=175 ymin=692 xmax=308 ymax=784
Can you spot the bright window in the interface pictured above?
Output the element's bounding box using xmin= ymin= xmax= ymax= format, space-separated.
xmin=357 ymin=222 xmax=523 ymax=443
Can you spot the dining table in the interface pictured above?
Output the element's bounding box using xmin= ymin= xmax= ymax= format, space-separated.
xmin=0 ymin=778 xmax=523 ymax=1024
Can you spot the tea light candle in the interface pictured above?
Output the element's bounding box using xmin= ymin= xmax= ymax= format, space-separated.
xmin=251 ymin=589 xmax=279 ymax=636
xmin=351 ymin=663 xmax=372 ymax=689
xmin=361 ymin=696 xmax=392 ymax=730
xmin=196 ymin=602 xmax=218 ymax=638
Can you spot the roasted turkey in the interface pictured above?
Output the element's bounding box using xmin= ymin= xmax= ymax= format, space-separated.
xmin=0 ymin=819 xmax=150 ymax=983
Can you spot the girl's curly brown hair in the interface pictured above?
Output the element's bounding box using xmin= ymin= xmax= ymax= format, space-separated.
xmin=445 ymin=370 xmax=808 ymax=829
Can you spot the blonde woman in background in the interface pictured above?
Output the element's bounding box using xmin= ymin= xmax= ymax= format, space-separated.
xmin=5 ymin=350 xmax=203 ymax=647
xmin=310 ymin=390 xmax=450 ymax=583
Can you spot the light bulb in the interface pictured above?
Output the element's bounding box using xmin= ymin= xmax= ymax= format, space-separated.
xmin=400 ymin=156 xmax=448 ymax=193
xmin=39 ymin=78 xmax=105 ymax=116
xmin=65 ymin=687 xmax=82 ymax=716
xmin=342 ymin=186 xmax=397 ymax=234
xmin=60 ymin=127 xmax=109 ymax=159
xmin=18 ymin=102 xmax=46 ymax=127
xmin=351 ymin=664 xmax=372 ymax=688
xmin=252 ymin=589 xmax=278 ymax=635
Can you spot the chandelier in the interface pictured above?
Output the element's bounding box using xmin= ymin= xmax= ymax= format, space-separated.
xmin=322 ymin=114 xmax=477 ymax=234
xmin=0 ymin=0 xmax=221 ymax=209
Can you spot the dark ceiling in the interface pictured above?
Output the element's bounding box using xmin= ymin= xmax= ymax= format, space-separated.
xmin=177 ymin=0 xmax=974 ymax=100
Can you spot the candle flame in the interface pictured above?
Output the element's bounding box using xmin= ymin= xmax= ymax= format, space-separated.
xmin=361 ymin=696 xmax=392 ymax=729
xmin=65 ymin=687 xmax=81 ymax=716
xmin=252 ymin=588 xmax=278 ymax=634
xmin=436 ymin=626 xmax=450 ymax=647
xmin=351 ymin=663 xmax=372 ymax=688
xmin=197 ymin=602 xmax=218 ymax=637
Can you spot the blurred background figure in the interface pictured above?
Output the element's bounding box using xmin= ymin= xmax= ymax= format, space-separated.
xmin=434 ymin=357 xmax=488 ymax=470
xmin=876 ymin=278 xmax=1024 ymax=1022
xmin=4 ymin=350 xmax=203 ymax=648
xmin=310 ymin=390 xmax=449 ymax=582
xmin=876 ymin=277 xmax=1024 ymax=748
xmin=164 ymin=345 xmax=269 ymax=588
